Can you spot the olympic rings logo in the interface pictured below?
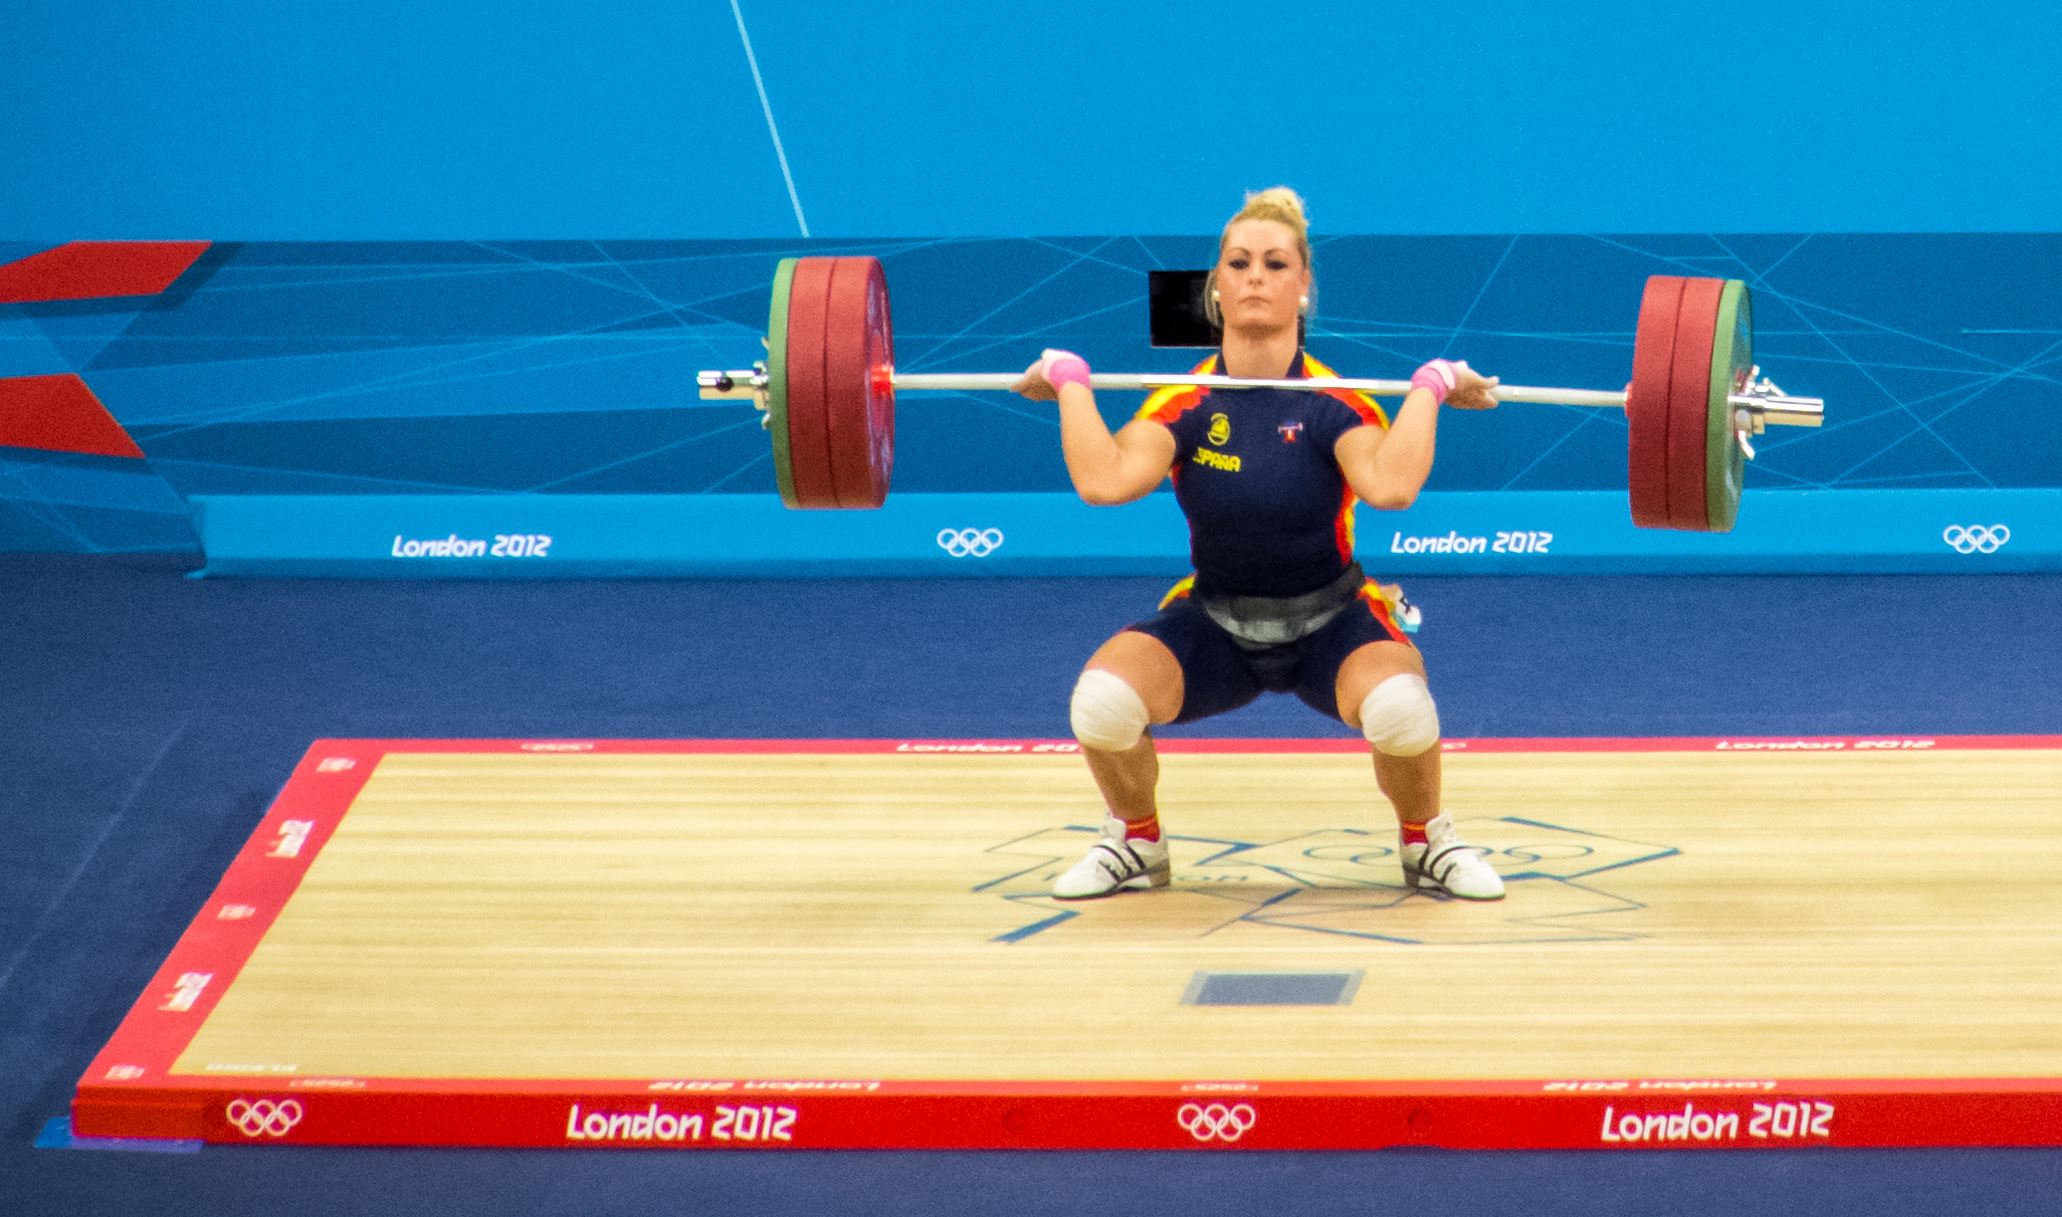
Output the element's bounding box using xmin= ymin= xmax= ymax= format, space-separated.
xmin=937 ymin=527 xmax=1004 ymax=558
xmin=225 ymin=1098 xmax=303 ymax=1138
xmin=1177 ymin=1101 xmax=1257 ymax=1143
xmin=1942 ymin=525 xmax=2010 ymax=554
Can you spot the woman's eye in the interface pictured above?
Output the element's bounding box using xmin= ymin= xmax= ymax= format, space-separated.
xmin=1227 ymin=258 xmax=1249 ymax=270
xmin=1266 ymin=259 xmax=1290 ymax=271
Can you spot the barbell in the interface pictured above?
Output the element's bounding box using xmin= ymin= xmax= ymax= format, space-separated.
xmin=698 ymin=256 xmax=1824 ymax=531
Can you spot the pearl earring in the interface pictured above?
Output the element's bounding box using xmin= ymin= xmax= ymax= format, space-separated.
xmin=1211 ymin=290 xmax=1220 ymax=301
xmin=1299 ymin=296 xmax=1309 ymax=310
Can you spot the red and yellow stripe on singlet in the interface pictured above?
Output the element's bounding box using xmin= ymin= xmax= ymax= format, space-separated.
xmin=1301 ymin=353 xmax=1388 ymax=565
xmin=1301 ymin=352 xmax=1389 ymax=429
xmin=1134 ymin=355 xmax=1220 ymax=425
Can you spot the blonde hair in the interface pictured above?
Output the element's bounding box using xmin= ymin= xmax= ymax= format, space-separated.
xmin=1204 ymin=186 xmax=1313 ymax=328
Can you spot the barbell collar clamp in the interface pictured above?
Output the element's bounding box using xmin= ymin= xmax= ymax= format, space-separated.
xmin=1727 ymin=375 xmax=1823 ymax=429
xmin=699 ymin=368 xmax=764 ymax=396
xmin=699 ymin=365 xmax=773 ymax=426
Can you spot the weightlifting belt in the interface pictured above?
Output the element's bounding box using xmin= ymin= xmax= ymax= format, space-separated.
xmin=1198 ymin=562 xmax=1368 ymax=651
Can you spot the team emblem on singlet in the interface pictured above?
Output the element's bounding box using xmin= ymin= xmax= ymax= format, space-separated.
xmin=1207 ymin=413 xmax=1230 ymax=446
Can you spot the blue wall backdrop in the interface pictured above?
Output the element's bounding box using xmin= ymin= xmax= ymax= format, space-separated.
xmin=3 ymin=234 xmax=2060 ymax=556
xmin=7 ymin=1 xmax=2062 ymax=237
xmin=5 ymin=0 xmax=2061 ymax=561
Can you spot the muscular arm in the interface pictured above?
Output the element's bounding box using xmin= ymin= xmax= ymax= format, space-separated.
xmin=1335 ymin=363 xmax=1498 ymax=510
xmin=1014 ymin=359 xmax=1177 ymax=505
xmin=1056 ymin=384 xmax=1176 ymax=505
xmin=1335 ymin=387 xmax=1441 ymax=510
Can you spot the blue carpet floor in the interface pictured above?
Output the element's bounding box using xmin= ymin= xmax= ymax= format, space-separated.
xmin=4 ymin=555 xmax=2059 ymax=1215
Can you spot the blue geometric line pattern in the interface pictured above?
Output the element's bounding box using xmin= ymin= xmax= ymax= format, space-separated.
xmin=980 ymin=817 xmax=1681 ymax=947
xmin=4 ymin=235 xmax=2058 ymax=552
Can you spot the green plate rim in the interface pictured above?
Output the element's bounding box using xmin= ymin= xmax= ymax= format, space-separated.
xmin=1703 ymin=279 xmax=1750 ymax=533
xmin=766 ymin=258 xmax=798 ymax=507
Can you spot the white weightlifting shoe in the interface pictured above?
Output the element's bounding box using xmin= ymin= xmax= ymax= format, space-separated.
xmin=1052 ymin=815 xmax=1170 ymax=899
xmin=1401 ymin=812 xmax=1505 ymax=901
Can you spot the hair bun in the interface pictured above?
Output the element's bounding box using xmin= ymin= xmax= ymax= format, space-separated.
xmin=1224 ymin=186 xmax=1311 ymax=266
xmin=1243 ymin=186 xmax=1308 ymax=228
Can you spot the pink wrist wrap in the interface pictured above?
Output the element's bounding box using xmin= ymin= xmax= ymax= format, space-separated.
xmin=1410 ymin=359 xmax=1458 ymax=403
xmin=1042 ymin=350 xmax=1091 ymax=392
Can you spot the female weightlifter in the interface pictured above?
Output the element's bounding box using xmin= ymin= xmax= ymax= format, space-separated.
xmin=1012 ymin=187 xmax=1506 ymax=902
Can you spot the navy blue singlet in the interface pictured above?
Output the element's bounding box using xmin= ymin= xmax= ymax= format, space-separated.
xmin=1135 ymin=350 xmax=1389 ymax=598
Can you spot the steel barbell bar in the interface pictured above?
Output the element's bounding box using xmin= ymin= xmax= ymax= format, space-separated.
xmin=700 ymin=368 xmax=1825 ymax=431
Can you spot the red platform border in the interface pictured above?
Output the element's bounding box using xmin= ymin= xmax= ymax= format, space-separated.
xmin=74 ymin=735 xmax=2062 ymax=1150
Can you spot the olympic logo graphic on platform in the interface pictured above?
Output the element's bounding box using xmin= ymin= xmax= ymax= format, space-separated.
xmin=225 ymin=1097 xmax=304 ymax=1138
xmin=1178 ymin=1101 xmax=1257 ymax=1143
xmin=937 ymin=528 xmax=1004 ymax=558
xmin=1942 ymin=525 xmax=2010 ymax=554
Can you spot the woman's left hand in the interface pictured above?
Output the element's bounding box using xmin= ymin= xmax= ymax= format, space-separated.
xmin=1445 ymin=360 xmax=1500 ymax=411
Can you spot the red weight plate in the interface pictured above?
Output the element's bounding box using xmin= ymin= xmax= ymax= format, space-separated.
xmin=1665 ymin=277 xmax=1725 ymax=530
xmin=821 ymin=257 xmax=895 ymax=508
xmin=857 ymin=260 xmax=895 ymax=507
xmin=782 ymin=257 xmax=840 ymax=508
xmin=1627 ymin=276 xmax=1684 ymax=528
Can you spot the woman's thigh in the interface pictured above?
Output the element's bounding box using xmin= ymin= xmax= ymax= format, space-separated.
xmin=1332 ymin=640 xmax=1429 ymax=732
xmin=1097 ymin=599 xmax=1264 ymax=725
xmin=1292 ymin=592 xmax=1423 ymax=725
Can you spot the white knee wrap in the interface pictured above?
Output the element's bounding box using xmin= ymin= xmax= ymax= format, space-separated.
xmin=1070 ymin=668 xmax=1150 ymax=752
xmin=1358 ymin=673 xmax=1441 ymax=756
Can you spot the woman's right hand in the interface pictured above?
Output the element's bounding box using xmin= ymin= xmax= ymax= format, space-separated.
xmin=1013 ymin=349 xmax=1091 ymax=401
xmin=1012 ymin=358 xmax=1059 ymax=401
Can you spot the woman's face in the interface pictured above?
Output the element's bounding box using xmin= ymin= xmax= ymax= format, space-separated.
xmin=1215 ymin=218 xmax=1310 ymax=337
